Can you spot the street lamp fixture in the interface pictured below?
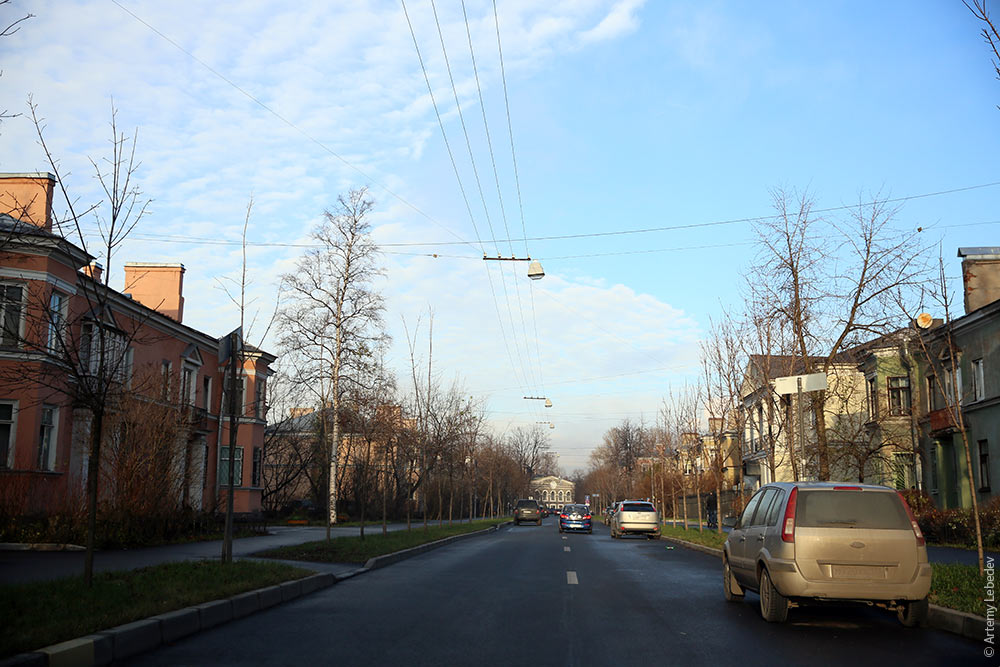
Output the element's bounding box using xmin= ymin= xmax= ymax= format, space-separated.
xmin=483 ymin=254 xmax=545 ymax=280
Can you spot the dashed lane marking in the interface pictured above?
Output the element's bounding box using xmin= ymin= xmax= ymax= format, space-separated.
xmin=564 ymin=546 xmax=571 ymax=552
xmin=561 ymin=536 xmax=567 ymax=540
xmin=567 ymin=571 xmax=578 ymax=585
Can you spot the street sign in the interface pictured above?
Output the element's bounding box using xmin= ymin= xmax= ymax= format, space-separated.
xmin=772 ymin=372 xmax=827 ymax=395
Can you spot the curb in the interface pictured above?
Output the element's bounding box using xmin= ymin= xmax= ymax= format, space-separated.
xmin=0 ymin=543 xmax=85 ymax=552
xmin=658 ymin=534 xmax=986 ymax=642
xmin=2 ymin=522 xmax=510 ymax=666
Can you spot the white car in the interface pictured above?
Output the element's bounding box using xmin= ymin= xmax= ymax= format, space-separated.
xmin=611 ymin=500 xmax=661 ymax=539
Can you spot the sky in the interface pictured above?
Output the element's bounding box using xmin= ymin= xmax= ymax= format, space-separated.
xmin=2 ymin=0 xmax=998 ymax=474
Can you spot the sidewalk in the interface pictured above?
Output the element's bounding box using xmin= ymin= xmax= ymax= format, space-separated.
xmin=0 ymin=523 xmax=410 ymax=585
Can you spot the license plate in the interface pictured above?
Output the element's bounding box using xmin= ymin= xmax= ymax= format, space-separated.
xmin=831 ymin=565 xmax=885 ymax=579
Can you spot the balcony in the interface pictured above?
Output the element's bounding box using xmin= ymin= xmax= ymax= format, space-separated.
xmin=928 ymin=408 xmax=959 ymax=433
xmin=185 ymin=405 xmax=210 ymax=433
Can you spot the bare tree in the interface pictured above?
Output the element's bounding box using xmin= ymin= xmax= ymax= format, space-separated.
xmin=278 ymin=187 xmax=385 ymax=538
xmin=0 ymin=1 xmax=33 ymax=124
xmin=967 ymin=0 xmax=1000 ymax=92
xmin=748 ymin=188 xmax=927 ymax=480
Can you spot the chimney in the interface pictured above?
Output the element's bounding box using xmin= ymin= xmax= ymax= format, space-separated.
xmin=123 ymin=262 xmax=185 ymax=322
xmin=0 ymin=172 xmax=56 ymax=231
xmin=958 ymin=247 xmax=1000 ymax=314
xmin=81 ymin=261 xmax=103 ymax=283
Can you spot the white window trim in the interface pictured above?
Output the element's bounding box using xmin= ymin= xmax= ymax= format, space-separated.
xmin=973 ymin=359 xmax=985 ymax=402
xmin=37 ymin=405 xmax=58 ymax=472
xmin=0 ymin=281 xmax=26 ymax=347
xmin=47 ymin=291 xmax=67 ymax=355
xmin=0 ymin=399 xmax=17 ymax=469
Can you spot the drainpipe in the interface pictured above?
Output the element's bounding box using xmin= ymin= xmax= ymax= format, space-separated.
xmin=902 ymin=339 xmax=922 ymax=490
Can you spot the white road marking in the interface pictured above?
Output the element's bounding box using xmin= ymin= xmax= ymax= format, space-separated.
xmin=561 ymin=536 xmax=567 ymax=540
xmin=564 ymin=546 xmax=571 ymax=552
xmin=567 ymin=571 xmax=578 ymax=585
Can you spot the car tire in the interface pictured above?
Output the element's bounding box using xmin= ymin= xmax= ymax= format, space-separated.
xmin=723 ymin=557 xmax=744 ymax=602
xmin=897 ymin=597 xmax=929 ymax=627
xmin=587 ymin=529 xmax=592 ymax=534
xmin=537 ymin=519 xmax=541 ymax=526
xmin=759 ymin=568 xmax=789 ymax=623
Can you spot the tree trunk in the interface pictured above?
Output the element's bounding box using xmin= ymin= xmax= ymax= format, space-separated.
xmin=83 ymin=407 xmax=105 ymax=586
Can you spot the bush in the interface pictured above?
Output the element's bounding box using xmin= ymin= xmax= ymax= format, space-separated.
xmin=900 ymin=489 xmax=1000 ymax=550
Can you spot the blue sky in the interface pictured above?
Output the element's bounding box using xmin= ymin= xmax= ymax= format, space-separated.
xmin=2 ymin=0 xmax=997 ymax=472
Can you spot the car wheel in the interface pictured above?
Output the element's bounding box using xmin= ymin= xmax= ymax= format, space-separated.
xmin=897 ymin=597 xmax=929 ymax=627
xmin=759 ymin=568 xmax=789 ymax=623
xmin=536 ymin=519 xmax=541 ymax=526
xmin=587 ymin=529 xmax=592 ymax=534
xmin=723 ymin=557 xmax=744 ymax=602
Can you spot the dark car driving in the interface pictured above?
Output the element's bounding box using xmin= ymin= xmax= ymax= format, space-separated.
xmin=558 ymin=504 xmax=592 ymax=534
xmin=514 ymin=499 xmax=542 ymax=525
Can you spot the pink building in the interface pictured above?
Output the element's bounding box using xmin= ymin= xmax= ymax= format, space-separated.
xmin=0 ymin=173 xmax=274 ymax=516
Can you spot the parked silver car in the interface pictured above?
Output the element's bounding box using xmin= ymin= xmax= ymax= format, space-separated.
xmin=610 ymin=500 xmax=660 ymax=539
xmin=723 ymin=482 xmax=931 ymax=626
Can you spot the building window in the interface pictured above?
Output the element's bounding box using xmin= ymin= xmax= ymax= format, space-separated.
xmin=887 ymin=377 xmax=911 ymax=416
xmin=0 ymin=284 xmax=24 ymax=347
xmin=867 ymin=376 xmax=878 ymax=420
xmin=972 ymin=359 xmax=985 ymax=402
xmin=0 ymin=401 xmax=15 ymax=469
xmin=37 ymin=406 xmax=57 ymax=471
xmin=225 ymin=375 xmax=246 ymax=417
xmin=929 ymin=445 xmax=939 ymax=494
xmin=161 ymin=360 xmax=172 ymax=399
xmin=944 ymin=367 xmax=962 ymax=405
xmin=979 ymin=440 xmax=991 ymax=492
xmin=252 ymin=447 xmax=262 ymax=487
xmin=80 ymin=323 xmax=128 ymax=381
xmin=181 ymin=366 xmax=197 ymax=405
xmin=219 ymin=446 xmax=243 ymax=487
xmin=47 ymin=292 xmax=67 ymax=354
xmin=202 ymin=443 xmax=209 ymax=488
xmin=254 ymin=378 xmax=266 ymax=419
xmin=926 ymin=375 xmax=938 ymax=411
xmin=202 ymin=377 xmax=211 ymax=412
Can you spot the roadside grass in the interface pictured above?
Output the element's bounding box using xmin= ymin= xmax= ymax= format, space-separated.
xmin=0 ymin=560 xmax=311 ymax=659
xmin=660 ymin=524 xmax=728 ymax=550
xmin=257 ymin=518 xmax=508 ymax=563
xmin=929 ymin=563 xmax=988 ymax=617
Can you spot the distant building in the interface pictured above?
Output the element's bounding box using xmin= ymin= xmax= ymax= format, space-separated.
xmin=0 ymin=172 xmax=275 ymax=516
xmin=530 ymin=475 xmax=575 ymax=508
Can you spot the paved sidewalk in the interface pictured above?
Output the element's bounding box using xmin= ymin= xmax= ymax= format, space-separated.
xmin=0 ymin=523 xmax=409 ymax=584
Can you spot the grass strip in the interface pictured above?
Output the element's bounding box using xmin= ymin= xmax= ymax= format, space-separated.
xmin=929 ymin=562 xmax=988 ymax=617
xmin=257 ymin=518 xmax=507 ymax=563
xmin=660 ymin=524 xmax=728 ymax=550
xmin=0 ymin=559 xmax=311 ymax=658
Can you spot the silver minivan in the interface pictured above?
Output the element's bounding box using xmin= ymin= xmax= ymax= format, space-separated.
xmin=723 ymin=482 xmax=931 ymax=625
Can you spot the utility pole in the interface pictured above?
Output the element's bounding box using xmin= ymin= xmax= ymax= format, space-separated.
xmin=222 ymin=329 xmax=240 ymax=563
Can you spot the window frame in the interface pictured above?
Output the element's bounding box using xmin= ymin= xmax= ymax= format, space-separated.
xmin=36 ymin=405 xmax=58 ymax=472
xmin=0 ymin=282 xmax=25 ymax=348
xmin=219 ymin=445 xmax=244 ymax=487
xmin=0 ymin=400 xmax=17 ymax=469
xmin=972 ymin=359 xmax=985 ymax=402
xmin=887 ymin=376 xmax=911 ymax=416
xmin=47 ymin=291 xmax=67 ymax=355
xmin=979 ymin=440 xmax=991 ymax=493
xmin=867 ymin=375 xmax=879 ymax=420
xmin=251 ymin=447 xmax=262 ymax=487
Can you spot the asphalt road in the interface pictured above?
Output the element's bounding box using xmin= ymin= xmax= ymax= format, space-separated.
xmin=133 ymin=517 xmax=980 ymax=667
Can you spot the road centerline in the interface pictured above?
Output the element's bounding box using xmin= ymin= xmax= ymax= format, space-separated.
xmin=564 ymin=546 xmax=571 ymax=552
xmin=566 ymin=570 xmax=578 ymax=585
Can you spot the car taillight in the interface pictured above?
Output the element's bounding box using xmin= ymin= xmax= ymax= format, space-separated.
xmin=897 ymin=491 xmax=926 ymax=547
xmin=583 ymin=514 xmax=591 ymax=520
xmin=781 ymin=487 xmax=798 ymax=543
xmin=560 ymin=513 xmax=567 ymax=519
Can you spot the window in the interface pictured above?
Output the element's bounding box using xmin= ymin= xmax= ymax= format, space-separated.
xmin=252 ymin=447 xmax=262 ymax=487
xmin=887 ymin=377 xmax=911 ymax=416
xmin=738 ymin=490 xmax=764 ymax=528
xmin=867 ymin=376 xmax=878 ymax=420
xmin=80 ymin=323 xmax=128 ymax=381
xmin=181 ymin=366 xmax=197 ymax=405
xmin=202 ymin=444 xmax=209 ymax=488
xmin=944 ymin=367 xmax=962 ymax=405
xmin=979 ymin=440 xmax=991 ymax=492
xmin=0 ymin=284 xmax=24 ymax=347
xmin=37 ymin=406 xmax=57 ymax=471
xmin=219 ymin=446 xmax=243 ymax=487
xmin=202 ymin=377 xmax=211 ymax=411
xmin=973 ymin=359 xmax=985 ymax=402
xmin=926 ymin=375 xmax=938 ymax=411
xmin=930 ymin=445 xmax=939 ymax=494
xmin=764 ymin=489 xmax=786 ymax=526
xmin=47 ymin=292 xmax=67 ymax=354
xmin=161 ymin=360 xmax=172 ymax=399
xmin=254 ymin=378 xmax=266 ymax=419
xmin=0 ymin=401 xmax=15 ymax=469
xmin=751 ymin=488 xmax=778 ymax=527
xmin=225 ymin=374 xmax=245 ymax=417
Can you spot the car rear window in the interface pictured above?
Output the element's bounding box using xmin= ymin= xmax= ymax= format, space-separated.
xmin=516 ymin=500 xmax=538 ymax=509
xmin=622 ymin=502 xmax=656 ymax=512
xmin=796 ymin=490 xmax=909 ymax=529
xmin=564 ymin=505 xmax=586 ymax=513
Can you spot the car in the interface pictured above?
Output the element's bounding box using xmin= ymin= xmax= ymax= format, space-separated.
xmin=605 ymin=501 xmax=620 ymax=526
xmin=540 ymin=506 xmax=550 ymax=518
xmin=723 ymin=482 xmax=932 ymax=626
xmin=513 ymin=499 xmax=542 ymax=526
xmin=558 ymin=504 xmax=592 ymax=533
xmin=610 ymin=500 xmax=660 ymax=539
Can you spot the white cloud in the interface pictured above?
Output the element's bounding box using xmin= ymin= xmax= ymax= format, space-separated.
xmin=579 ymin=0 xmax=646 ymax=44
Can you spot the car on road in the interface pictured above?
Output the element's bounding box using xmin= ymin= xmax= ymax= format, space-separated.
xmin=605 ymin=501 xmax=621 ymax=526
xmin=610 ymin=501 xmax=660 ymax=539
xmin=723 ymin=482 xmax=932 ymax=626
xmin=513 ymin=499 xmax=542 ymax=526
xmin=558 ymin=504 xmax=592 ymax=533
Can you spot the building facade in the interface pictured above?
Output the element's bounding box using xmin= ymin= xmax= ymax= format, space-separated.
xmin=530 ymin=475 xmax=575 ymax=509
xmin=0 ymin=173 xmax=274 ymax=516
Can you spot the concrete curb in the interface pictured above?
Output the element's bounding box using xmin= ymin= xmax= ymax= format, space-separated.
xmin=2 ymin=524 xmax=508 ymax=666
xmin=658 ymin=534 xmax=986 ymax=642
xmin=0 ymin=543 xmax=85 ymax=552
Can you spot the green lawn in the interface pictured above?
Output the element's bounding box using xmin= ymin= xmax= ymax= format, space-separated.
xmin=257 ymin=518 xmax=507 ymax=563
xmin=929 ymin=563 xmax=989 ymax=617
xmin=660 ymin=524 xmax=728 ymax=550
xmin=0 ymin=560 xmax=311 ymax=658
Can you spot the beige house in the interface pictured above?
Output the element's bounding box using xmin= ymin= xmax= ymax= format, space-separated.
xmin=530 ymin=475 xmax=575 ymax=509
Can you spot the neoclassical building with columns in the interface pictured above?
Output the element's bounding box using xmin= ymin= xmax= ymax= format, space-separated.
xmin=530 ymin=475 xmax=575 ymax=509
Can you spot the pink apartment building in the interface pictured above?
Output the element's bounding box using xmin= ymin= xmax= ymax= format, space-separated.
xmin=0 ymin=172 xmax=274 ymax=516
